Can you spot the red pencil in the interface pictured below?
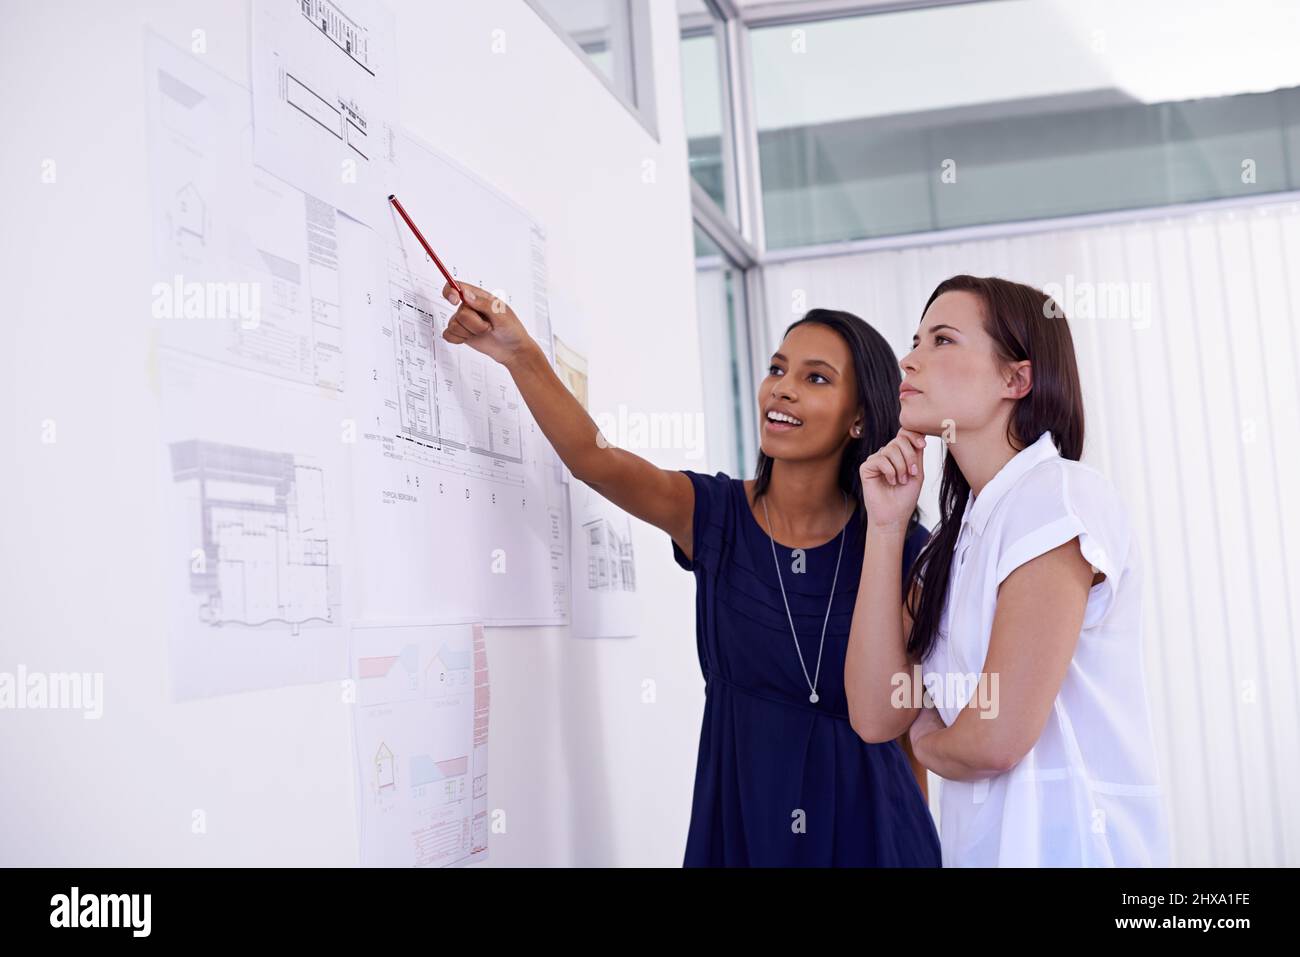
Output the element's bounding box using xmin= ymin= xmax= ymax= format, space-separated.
xmin=387 ymin=193 xmax=466 ymax=301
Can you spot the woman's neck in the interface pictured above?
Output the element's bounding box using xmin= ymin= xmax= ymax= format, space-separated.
xmin=947 ymin=420 xmax=1023 ymax=499
xmin=757 ymin=457 xmax=848 ymax=542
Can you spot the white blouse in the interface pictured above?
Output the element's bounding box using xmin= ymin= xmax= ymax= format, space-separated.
xmin=920 ymin=429 xmax=1171 ymax=867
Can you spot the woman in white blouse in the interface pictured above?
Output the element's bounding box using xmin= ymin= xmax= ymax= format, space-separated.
xmin=845 ymin=274 xmax=1171 ymax=867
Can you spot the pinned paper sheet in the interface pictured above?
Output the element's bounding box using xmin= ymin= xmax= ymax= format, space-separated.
xmin=252 ymin=0 xmax=399 ymax=226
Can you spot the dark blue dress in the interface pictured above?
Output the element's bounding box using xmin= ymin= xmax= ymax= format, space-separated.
xmin=671 ymin=470 xmax=942 ymax=867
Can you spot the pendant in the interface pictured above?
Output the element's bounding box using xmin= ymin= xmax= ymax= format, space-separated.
xmin=809 ymin=692 xmax=819 ymax=703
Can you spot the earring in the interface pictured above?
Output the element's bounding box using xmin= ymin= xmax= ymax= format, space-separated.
xmin=852 ymin=427 xmax=861 ymax=437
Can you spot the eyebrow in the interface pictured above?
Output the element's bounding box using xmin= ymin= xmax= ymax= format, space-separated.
xmin=912 ymin=323 xmax=962 ymax=346
xmin=771 ymin=352 xmax=841 ymax=376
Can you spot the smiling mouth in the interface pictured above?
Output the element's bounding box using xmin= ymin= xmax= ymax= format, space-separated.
xmin=765 ymin=410 xmax=803 ymax=430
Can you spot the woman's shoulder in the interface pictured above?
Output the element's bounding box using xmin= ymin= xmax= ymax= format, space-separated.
xmin=677 ymin=469 xmax=747 ymax=536
xmin=680 ymin=467 xmax=738 ymax=484
xmin=994 ymin=456 xmax=1135 ymax=588
xmin=671 ymin=470 xmax=740 ymax=574
xmin=680 ymin=468 xmax=742 ymax=505
xmin=1005 ymin=459 xmax=1138 ymax=622
xmin=1011 ymin=457 xmax=1129 ymax=528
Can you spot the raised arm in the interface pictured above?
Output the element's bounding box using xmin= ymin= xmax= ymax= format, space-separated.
xmin=441 ymin=282 xmax=696 ymax=558
xmin=845 ymin=428 xmax=929 ymax=743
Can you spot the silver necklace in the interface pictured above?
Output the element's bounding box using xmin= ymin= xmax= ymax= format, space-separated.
xmin=761 ymin=492 xmax=848 ymax=704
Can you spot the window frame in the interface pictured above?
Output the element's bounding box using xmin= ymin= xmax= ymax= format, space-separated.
xmin=525 ymin=0 xmax=660 ymax=140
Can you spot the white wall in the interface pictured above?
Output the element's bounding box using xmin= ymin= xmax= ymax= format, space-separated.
xmin=761 ymin=198 xmax=1300 ymax=866
xmin=0 ymin=0 xmax=707 ymax=866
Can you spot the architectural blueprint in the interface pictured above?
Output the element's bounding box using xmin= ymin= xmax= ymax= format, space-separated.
xmin=157 ymin=354 xmax=352 ymax=699
xmin=352 ymin=622 xmax=489 ymax=867
xmin=139 ymin=17 xmax=606 ymax=868
xmin=146 ymin=32 xmax=344 ymax=391
xmin=168 ymin=439 xmax=338 ymax=632
xmin=251 ymin=0 xmax=398 ymax=226
xmin=551 ymin=298 xmax=641 ymax=638
xmin=338 ymin=132 xmax=570 ymax=626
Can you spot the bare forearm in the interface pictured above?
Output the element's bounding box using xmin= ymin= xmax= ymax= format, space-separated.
xmin=504 ymin=340 xmax=610 ymax=482
xmin=845 ymin=522 xmax=914 ymax=739
xmin=912 ymin=714 xmax=1008 ymax=782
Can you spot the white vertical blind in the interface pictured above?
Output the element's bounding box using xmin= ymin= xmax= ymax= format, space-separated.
xmin=761 ymin=199 xmax=1300 ymax=866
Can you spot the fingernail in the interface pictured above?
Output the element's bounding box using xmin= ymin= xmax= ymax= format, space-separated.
xmin=910 ymin=463 xmax=917 ymax=475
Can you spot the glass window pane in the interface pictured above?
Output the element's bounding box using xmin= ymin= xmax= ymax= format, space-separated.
xmin=679 ymin=1 xmax=731 ymax=217
xmin=693 ymin=224 xmax=754 ymax=476
xmin=533 ymin=0 xmax=639 ymax=105
xmin=750 ymin=0 xmax=1300 ymax=249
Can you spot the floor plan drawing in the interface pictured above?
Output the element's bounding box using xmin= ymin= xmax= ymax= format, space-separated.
xmin=338 ymin=134 xmax=570 ymax=626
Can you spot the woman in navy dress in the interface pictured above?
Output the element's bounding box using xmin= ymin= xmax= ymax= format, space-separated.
xmin=436 ymin=279 xmax=940 ymax=867
xmin=672 ymin=469 xmax=938 ymax=864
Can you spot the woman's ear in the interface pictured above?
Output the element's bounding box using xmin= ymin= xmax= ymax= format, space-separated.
xmin=1004 ymin=360 xmax=1032 ymax=400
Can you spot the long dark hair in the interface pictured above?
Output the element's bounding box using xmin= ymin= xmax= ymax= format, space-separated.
xmin=752 ymin=308 xmax=918 ymax=537
xmin=904 ymin=275 xmax=1086 ymax=663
